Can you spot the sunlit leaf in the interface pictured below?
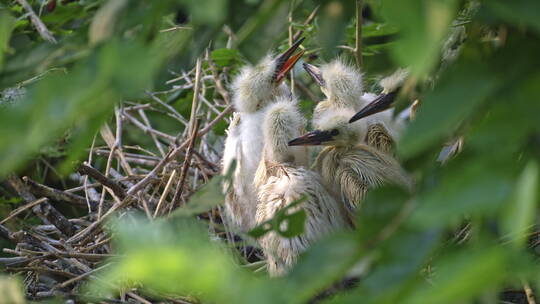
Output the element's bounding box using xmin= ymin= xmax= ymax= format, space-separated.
xmin=89 ymin=0 xmax=128 ymax=45
xmin=501 ymin=161 xmax=539 ymax=248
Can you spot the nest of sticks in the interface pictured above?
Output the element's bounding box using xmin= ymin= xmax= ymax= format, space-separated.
xmin=0 ymin=49 xmax=250 ymax=303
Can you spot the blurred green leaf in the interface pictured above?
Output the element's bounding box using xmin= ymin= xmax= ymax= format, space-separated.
xmin=248 ymin=196 xmax=306 ymax=239
xmin=0 ymin=276 xmax=25 ymax=304
xmin=182 ymin=0 xmax=227 ymax=25
xmin=402 ymin=245 xmax=508 ymax=304
xmin=317 ymin=1 xmax=355 ymax=60
xmin=362 ymin=22 xmax=399 ymax=38
xmin=0 ymin=39 xmax=164 ymax=177
xmin=399 ymin=60 xmax=499 ymax=158
xmin=286 ymin=232 xmax=362 ymax=303
xmin=87 ymin=214 xmax=291 ymax=304
xmin=331 ymin=229 xmax=440 ymax=304
xmin=0 ymin=11 xmax=15 ymax=70
xmin=211 ymin=48 xmax=241 ymax=67
xmin=410 ymin=159 xmax=514 ymax=228
xmin=502 ymin=160 xmax=539 ymax=248
xmin=173 ymin=175 xmax=225 ymax=217
xmin=485 ymin=0 xmax=540 ymax=34
xmin=381 ymin=0 xmax=459 ymax=76
xmin=89 ymin=0 xmax=128 ymax=45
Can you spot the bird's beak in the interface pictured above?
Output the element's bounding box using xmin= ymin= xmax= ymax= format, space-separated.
xmin=349 ymin=91 xmax=398 ymax=123
xmin=303 ymin=63 xmax=325 ymax=87
xmin=288 ymin=130 xmax=337 ymax=146
xmin=274 ymin=37 xmax=305 ymax=83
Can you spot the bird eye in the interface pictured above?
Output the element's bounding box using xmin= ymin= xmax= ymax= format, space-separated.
xmin=330 ymin=129 xmax=339 ymax=136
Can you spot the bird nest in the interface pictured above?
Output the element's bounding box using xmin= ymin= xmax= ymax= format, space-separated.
xmin=0 ymin=49 xmax=250 ymax=302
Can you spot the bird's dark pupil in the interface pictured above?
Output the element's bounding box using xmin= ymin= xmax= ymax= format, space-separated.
xmin=331 ymin=129 xmax=339 ymax=136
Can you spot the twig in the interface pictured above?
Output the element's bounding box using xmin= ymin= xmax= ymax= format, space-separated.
xmin=55 ymin=263 xmax=111 ymax=289
xmin=288 ymin=1 xmax=296 ymax=95
xmin=78 ymin=163 xmax=127 ymax=200
xmin=146 ymin=91 xmax=189 ymax=126
xmin=138 ymin=109 xmax=166 ymax=157
xmin=23 ymin=176 xmax=100 ymax=210
xmin=189 ymin=58 xmax=202 ymax=135
xmin=170 ymin=120 xmax=200 ymax=213
xmin=355 ymin=0 xmax=363 ymax=68
xmin=7 ymin=175 xmax=76 ymax=237
xmin=0 ymin=197 xmax=48 ymax=225
xmin=207 ymin=57 xmax=231 ymax=104
xmin=523 ymin=280 xmax=537 ymax=304
xmin=126 ymin=104 xmax=232 ymax=197
xmin=292 ymin=5 xmax=319 ymax=41
xmin=15 ymin=0 xmax=57 ymax=43
xmin=153 ymin=169 xmax=177 ymax=218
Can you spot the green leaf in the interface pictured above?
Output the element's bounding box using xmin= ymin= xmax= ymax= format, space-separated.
xmin=402 ymin=246 xmax=508 ymax=304
xmin=0 ymin=276 xmax=25 ymax=304
xmin=362 ymin=23 xmax=399 ymax=38
xmin=0 ymin=11 xmax=15 ymax=71
xmin=0 ymin=40 xmax=164 ymax=177
xmin=87 ymin=215 xmax=291 ymax=304
xmin=330 ymin=229 xmax=440 ymax=304
xmin=173 ymin=176 xmax=225 ymax=217
xmin=410 ymin=159 xmax=514 ymax=228
xmin=398 ymin=60 xmax=499 ymax=158
xmin=380 ymin=0 xmax=459 ymax=76
xmin=317 ymin=1 xmax=355 ymax=60
xmin=248 ymin=196 xmax=307 ymax=239
xmin=89 ymin=0 xmax=128 ymax=45
xmin=182 ymin=0 xmax=227 ymax=25
xmin=286 ymin=232 xmax=362 ymax=303
xmin=211 ymin=48 xmax=240 ymax=67
xmin=502 ymin=161 xmax=539 ymax=248
xmin=485 ymin=0 xmax=540 ymax=34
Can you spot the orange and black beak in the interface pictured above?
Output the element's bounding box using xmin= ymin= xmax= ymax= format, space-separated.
xmin=349 ymin=90 xmax=399 ymax=123
xmin=274 ymin=37 xmax=305 ymax=83
xmin=288 ymin=129 xmax=339 ymax=146
xmin=303 ymin=63 xmax=325 ymax=87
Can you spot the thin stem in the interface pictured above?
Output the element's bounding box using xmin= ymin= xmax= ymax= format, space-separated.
xmin=355 ymin=0 xmax=363 ymax=68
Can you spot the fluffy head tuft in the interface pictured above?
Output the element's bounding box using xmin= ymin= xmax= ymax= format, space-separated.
xmin=262 ymin=98 xmax=306 ymax=163
xmin=379 ymin=68 xmax=409 ymax=93
xmin=316 ymin=108 xmax=367 ymax=147
xmin=320 ymin=59 xmax=364 ymax=105
xmin=232 ymin=55 xmax=290 ymax=113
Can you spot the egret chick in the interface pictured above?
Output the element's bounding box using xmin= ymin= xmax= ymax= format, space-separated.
xmin=303 ymin=60 xmax=367 ymax=129
xmin=222 ymin=39 xmax=305 ymax=231
xmin=349 ymin=68 xmax=410 ymax=123
xmin=289 ymin=109 xmax=412 ymax=219
xmin=255 ymin=99 xmax=348 ymax=276
xmin=304 ymin=61 xmax=402 ymax=153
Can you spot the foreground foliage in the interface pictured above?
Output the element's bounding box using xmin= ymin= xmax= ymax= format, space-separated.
xmin=0 ymin=0 xmax=539 ymax=303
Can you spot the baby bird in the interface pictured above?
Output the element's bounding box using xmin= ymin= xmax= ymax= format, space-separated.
xmin=255 ymin=99 xmax=348 ymax=276
xmin=288 ymin=108 xmax=413 ymax=221
xmin=303 ymin=60 xmax=367 ymax=129
xmin=349 ymin=68 xmax=410 ymax=123
xmin=303 ymin=60 xmax=401 ymax=154
xmin=222 ymin=39 xmax=305 ymax=231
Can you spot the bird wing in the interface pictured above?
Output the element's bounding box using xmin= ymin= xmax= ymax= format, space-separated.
xmin=256 ymin=167 xmax=348 ymax=276
xmin=364 ymin=122 xmax=395 ymax=154
xmin=337 ymin=145 xmax=412 ymax=211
